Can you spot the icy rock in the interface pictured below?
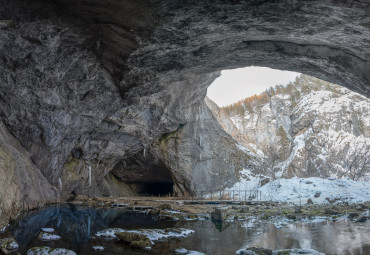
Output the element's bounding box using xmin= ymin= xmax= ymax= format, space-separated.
xmin=260 ymin=178 xmax=270 ymax=186
xmin=273 ymin=248 xmax=325 ymax=255
xmin=27 ymin=247 xmax=77 ymax=255
xmin=92 ymin=246 xmax=104 ymax=251
xmin=324 ymin=209 xmax=339 ymax=215
xmin=236 ymin=247 xmax=273 ymax=255
xmin=38 ymin=232 xmax=61 ymax=241
xmin=295 ymin=207 xmax=302 ymax=214
xmin=211 ymin=207 xmax=230 ymax=221
xmin=96 ymin=228 xmax=194 ymax=244
xmin=187 ymin=251 xmax=206 ymax=255
xmin=348 ymin=212 xmax=359 ymax=218
xmin=314 ymin=192 xmax=321 ymax=198
xmin=0 ymin=237 xmax=19 ymax=253
xmin=117 ymin=232 xmax=151 ymax=249
xmin=356 ymin=215 xmax=368 ymax=223
xmin=175 ymin=248 xmax=188 ymax=254
xmin=41 ymin=228 xmax=55 ymax=233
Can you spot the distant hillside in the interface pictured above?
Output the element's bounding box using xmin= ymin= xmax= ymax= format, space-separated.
xmin=207 ymin=75 xmax=370 ymax=181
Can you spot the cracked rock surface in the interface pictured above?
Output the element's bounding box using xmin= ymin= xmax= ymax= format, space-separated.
xmin=0 ymin=0 xmax=369 ymax=225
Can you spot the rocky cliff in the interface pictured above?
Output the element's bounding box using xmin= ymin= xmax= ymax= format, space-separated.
xmin=211 ymin=75 xmax=370 ymax=180
xmin=0 ymin=0 xmax=370 ymax=226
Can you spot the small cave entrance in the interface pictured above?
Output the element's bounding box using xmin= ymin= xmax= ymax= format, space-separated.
xmin=112 ymin=154 xmax=176 ymax=197
xmin=130 ymin=182 xmax=174 ymax=196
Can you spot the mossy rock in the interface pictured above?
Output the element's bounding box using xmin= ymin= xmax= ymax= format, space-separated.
xmin=238 ymin=247 xmax=272 ymax=255
xmin=116 ymin=232 xmax=152 ymax=249
xmin=130 ymin=240 xmax=151 ymax=249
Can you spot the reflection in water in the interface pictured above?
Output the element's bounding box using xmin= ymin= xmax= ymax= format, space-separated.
xmin=9 ymin=205 xmax=370 ymax=255
xmin=245 ymin=219 xmax=370 ymax=255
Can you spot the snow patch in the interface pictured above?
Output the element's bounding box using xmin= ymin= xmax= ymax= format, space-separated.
xmin=27 ymin=247 xmax=77 ymax=255
xmin=41 ymin=228 xmax=55 ymax=233
xmin=227 ymin=173 xmax=370 ymax=204
xmin=38 ymin=232 xmax=61 ymax=241
xmin=96 ymin=228 xmax=194 ymax=244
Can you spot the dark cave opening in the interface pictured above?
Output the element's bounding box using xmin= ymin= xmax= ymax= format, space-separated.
xmin=130 ymin=182 xmax=174 ymax=196
xmin=111 ymin=154 xmax=177 ymax=196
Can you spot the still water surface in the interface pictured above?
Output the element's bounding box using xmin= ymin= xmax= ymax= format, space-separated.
xmin=7 ymin=205 xmax=370 ymax=255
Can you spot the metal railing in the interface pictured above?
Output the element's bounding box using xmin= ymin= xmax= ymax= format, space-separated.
xmin=191 ymin=189 xmax=263 ymax=202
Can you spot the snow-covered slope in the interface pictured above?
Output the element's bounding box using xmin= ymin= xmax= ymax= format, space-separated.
xmin=227 ymin=171 xmax=370 ymax=204
xmin=208 ymin=75 xmax=370 ymax=181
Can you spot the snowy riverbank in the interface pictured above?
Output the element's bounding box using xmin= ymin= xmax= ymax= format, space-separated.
xmin=227 ymin=170 xmax=370 ymax=205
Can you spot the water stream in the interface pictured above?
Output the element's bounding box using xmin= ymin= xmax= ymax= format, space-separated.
xmin=4 ymin=205 xmax=370 ymax=255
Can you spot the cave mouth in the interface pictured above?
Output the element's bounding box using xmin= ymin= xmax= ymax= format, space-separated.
xmin=111 ymin=154 xmax=176 ymax=197
xmin=129 ymin=182 xmax=174 ymax=196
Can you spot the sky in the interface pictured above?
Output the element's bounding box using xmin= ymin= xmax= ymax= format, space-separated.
xmin=207 ymin=66 xmax=300 ymax=107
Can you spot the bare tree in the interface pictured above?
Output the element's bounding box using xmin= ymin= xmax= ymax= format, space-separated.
xmin=339 ymin=143 xmax=370 ymax=181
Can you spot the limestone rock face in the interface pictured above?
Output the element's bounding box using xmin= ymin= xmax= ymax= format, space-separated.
xmin=153 ymin=102 xmax=255 ymax=194
xmin=0 ymin=122 xmax=57 ymax=227
xmin=0 ymin=0 xmax=369 ymax=224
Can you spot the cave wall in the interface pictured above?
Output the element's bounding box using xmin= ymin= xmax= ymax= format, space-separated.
xmin=0 ymin=0 xmax=369 ymax=224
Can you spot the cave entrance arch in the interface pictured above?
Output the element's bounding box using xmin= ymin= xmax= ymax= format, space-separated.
xmin=111 ymin=151 xmax=175 ymax=196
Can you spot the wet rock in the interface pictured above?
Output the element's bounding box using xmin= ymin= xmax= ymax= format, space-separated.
xmin=314 ymin=192 xmax=321 ymax=198
xmin=324 ymin=208 xmax=339 ymax=215
xmin=175 ymin=248 xmax=188 ymax=254
xmin=70 ymin=195 xmax=88 ymax=202
xmin=27 ymin=247 xmax=77 ymax=255
xmin=158 ymin=204 xmax=173 ymax=210
xmin=287 ymin=215 xmax=296 ymax=220
xmin=356 ymin=205 xmax=365 ymax=211
xmin=260 ymin=178 xmax=270 ymax=187
xmin=96 ymin=228 xmax=194 ymax=243
xmin=236 ymin=247 xmax=272 ymax=255
xmin=211 ymin=207 xmax=230 ymax=221
xmin=326 ymin=197 xmax=340 ymax=204
xmin=117 ymin=232 xmax=152 ymax=249
xmin=295 ymin=207 xmax=302 ymax=214
xmin=307 ymin=198 xmax=314 ymax=204
xmin=0 ymin=237 xmax=18 ymax=254
xmin=356 ymin=215 xmax=368 ymax=223
xmin=130 ymin=240 xmax=152 ymax=249
xmin=38 ymin=232 xmax=61 ymax=241
xmin=41 ymin=228 xmax=55 ymax=233
xmin=274 ymin=248 xmax=324 ymax=255
xmin=0 ymin=20 xmax=13 ymax=28
xmin=92 ymin=246 xmax=104 ymax=251
xmin=348 ymin=212 xmax=359 ymax=218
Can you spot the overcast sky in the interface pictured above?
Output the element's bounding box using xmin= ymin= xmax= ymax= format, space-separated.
xmin=207 ymin=66 xmax=300 ymax=107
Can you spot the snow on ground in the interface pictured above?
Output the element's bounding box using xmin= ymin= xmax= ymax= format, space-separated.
xmin=175 ymin=249 xmax=205 ymax=255
xmin=92 ymin=246 xmax=104 ymax=251
xmin=27 ymin=247 xmax=77 ymax=255
xmin=41 ymin=228 xmax=54 ymax=233
xmin=38 ymin=232 xmax=61 ymax=241
xmin=96 ymin=228 xmax=194 ymax=244
xmin=226 ymin=169 xmax=370 ymax=204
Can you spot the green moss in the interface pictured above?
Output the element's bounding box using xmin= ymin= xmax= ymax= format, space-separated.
xmin=0 ymin=145 xmax=16 ymax=172
xmin=130 ymin=240 xmax=151 ymax=249
xmin=61 ymin=157 xmax=83 ymax=182
xmin=117 ymin=232 xmax=151 ymax=243
xmin=160 ymin=124 xmax=185 ymax=142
